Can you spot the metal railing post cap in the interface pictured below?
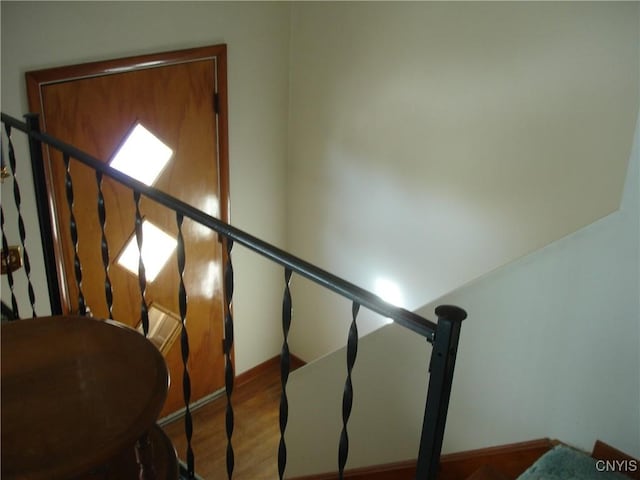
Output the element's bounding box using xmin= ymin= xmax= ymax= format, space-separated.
xmin=435 ymin=305 xmax=467 ymax=322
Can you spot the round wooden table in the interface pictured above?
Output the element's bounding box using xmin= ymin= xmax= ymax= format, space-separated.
xmin=1 ymin=315 xmax=175 ymax=480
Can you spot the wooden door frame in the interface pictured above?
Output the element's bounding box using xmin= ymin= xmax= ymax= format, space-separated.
xmin=25 ymin=44 xmax=230 ymax=315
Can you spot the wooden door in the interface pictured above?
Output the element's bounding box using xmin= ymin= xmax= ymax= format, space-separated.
xmin=26 ymin=45 xmax=229 ymax=417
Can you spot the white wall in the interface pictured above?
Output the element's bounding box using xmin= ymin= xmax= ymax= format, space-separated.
xmin=287 ymin=1 xmax=639 ymax=361
xmin=426 ymin=112 xmax=640 ymax=459
xmin=286 ymin=113 xmax=640 ymax=477
xmin=0 ymin=1 xmax=291 ymax=374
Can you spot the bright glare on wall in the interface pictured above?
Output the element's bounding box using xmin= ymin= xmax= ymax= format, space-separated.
xmin=117 ymin=220 xmax=177 ymax=282
xmin=109 ymin=123 xmax=173 ymax=186
xmin=374 ymin=277 xmax=405 ymax=324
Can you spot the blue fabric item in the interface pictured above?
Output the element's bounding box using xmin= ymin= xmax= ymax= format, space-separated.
xmin=517 ymin=445 xmax=629 ymax=480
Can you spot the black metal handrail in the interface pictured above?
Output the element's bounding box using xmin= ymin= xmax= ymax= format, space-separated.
xmin=1 ymin=112 xmax=437 ymax=340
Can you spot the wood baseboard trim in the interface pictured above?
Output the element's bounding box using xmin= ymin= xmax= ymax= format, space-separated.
xmin=289 ymin=459 xmax=415 ymax=480
xmin=289 ymin=438 xmax=555 ymax=480
xmin=592 ymin=440 xmax=640 ymax=480
xmin=438 ymin=438 xmax=555 ymax=479
xmin=465 ymin=465 xmax=510 ymax=480
xmin=235 ymin=353 xmax=306 ymax=388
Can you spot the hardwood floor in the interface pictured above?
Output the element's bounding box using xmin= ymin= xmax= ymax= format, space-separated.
xmin=162 ymin=356 xmax=303 ymax=479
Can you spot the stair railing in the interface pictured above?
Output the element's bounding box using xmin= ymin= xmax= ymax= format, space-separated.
xmin=1 ymin=111 xmax=466 ymax=480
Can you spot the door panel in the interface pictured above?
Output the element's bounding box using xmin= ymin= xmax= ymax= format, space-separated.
xmin=26 ymin=45 xmax=229 ymax=417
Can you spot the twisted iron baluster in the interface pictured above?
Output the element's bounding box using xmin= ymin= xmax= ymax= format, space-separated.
xmin=177 ymin=213 xmax=195 ymax=478
xmin=338 ymin=302 xmax=360 ymax=479
xmin=278 ymin=268 xmax=293 ymax=479
xmin=133 ymin=191 xmax=149 ymax=335
xmin=1 ymin=129 xmax=18 ymax=318
xmin=0 ymin=205 xmax=19 ymax=319
xmin=223 ymin=237 xmax=235 ymax=479
xmin=63 ymin=153 xmax=86 ymax=315
xmin=96 ymin=171 xmax=113 ymax=319
xmin=4 ymin=124 xmax=36 ymax=317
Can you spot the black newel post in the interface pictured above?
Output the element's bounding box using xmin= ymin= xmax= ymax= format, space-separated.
xmin=415 ymin=305 xmax=467 ymax=479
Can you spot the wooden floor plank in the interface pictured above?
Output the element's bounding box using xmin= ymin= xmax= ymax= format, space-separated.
xmin=163 ymin=356 xmax=300 ymax=479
